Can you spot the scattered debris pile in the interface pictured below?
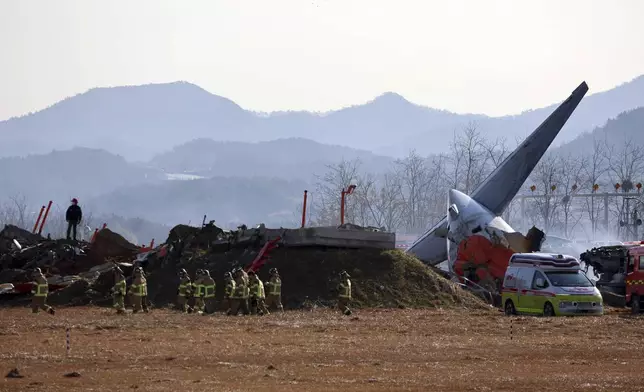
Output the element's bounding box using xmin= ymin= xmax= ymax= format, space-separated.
xmin=0 ymin=222 xmax=488 ymax=311
xmin=90 ymin=228 xmax=141 ymax=261
xmin=0 ymin=224 xmax=139 ymax=303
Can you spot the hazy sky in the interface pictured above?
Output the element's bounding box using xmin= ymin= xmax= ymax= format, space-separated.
xmin=1 ymin=0 xmax=643 ymax=120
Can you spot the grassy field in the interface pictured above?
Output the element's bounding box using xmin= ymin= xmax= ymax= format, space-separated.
xmin=1 ymin=307 xmax=644 ymax=391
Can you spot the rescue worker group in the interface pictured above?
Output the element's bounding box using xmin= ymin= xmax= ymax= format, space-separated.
xmin=30 ymin=266 xmax=354 ymax=316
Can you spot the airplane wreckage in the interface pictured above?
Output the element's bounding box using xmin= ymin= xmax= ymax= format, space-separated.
xmin=406 ymin=81 xmax=590 ymax=295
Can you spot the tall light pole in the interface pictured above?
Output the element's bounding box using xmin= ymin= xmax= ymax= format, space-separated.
xmin=301 ymin=190 xmax=308 ymax=228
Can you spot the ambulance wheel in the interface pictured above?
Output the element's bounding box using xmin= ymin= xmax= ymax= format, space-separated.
xmin=631 ymin=295 xmax=640 ymax=315
xmin=543 ymin=302 xmax=555 ymax=317
xmin=504 ymin=300 xmax=516 ymax=316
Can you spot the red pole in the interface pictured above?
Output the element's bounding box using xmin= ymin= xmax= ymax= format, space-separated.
xmin=149 ymin=239 xmax=155 ymax=248
xmin=90 ymin=228 xmax=99 ymax=243
xmin=32 ymin=205 xmax=45 ymax=233
xmin=38 ymin=201 xmax=53 ymax=235
xmin=301 ymin=190 xmax=308 ymax=228
xmin=340 ymin=189 xmax=346 ymax=225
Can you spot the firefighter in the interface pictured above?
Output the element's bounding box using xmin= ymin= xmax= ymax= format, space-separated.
xmin=193 ymin=269 xmax=205 ymax=314
xmin=223 ymin=271 xmax=235 ymax=314
xmin=249 ymin=271 xmax=269 ymax=316
xmin=129 ymin=267 xmax=146 ymax=313
xmin=265 ymin=267 xmax=284 ymax=312
xmin=65 ymin=198 xmax=82 ymax=241
xmin=337 ymin=270 xmax=352 ymax=316
xmin=140 ymin=267 xmax=149 ymax=313
xmin=227 ymin=268 xmax=249 ymax=316
xmin=31 ymin=268 xmax=55 ymax=315
xmin=177 ymin=269 xmax=193 ymax=313
xmin=202 ymin=270 xmax=216 ymax=314
xmin=187 ymin=269 xmax=199 ymax=313
xmin=112 ymin=266 xmax=126 ymax=314
xmin=240 ymin=266 xmax=249 ymax=286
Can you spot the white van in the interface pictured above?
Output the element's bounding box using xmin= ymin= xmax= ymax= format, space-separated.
xmin=501 ymin=253 xmax=603 ymax=316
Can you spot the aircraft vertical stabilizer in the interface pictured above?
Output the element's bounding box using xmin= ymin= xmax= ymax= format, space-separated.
xmin=474 ymin=82 xmax=589 ymax=215
xmin=406 ymin=81 xmax=589 ymax=265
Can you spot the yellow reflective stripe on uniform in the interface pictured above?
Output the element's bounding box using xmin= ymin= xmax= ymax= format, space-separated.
xmin=204 ymin=284 xmax=216 ymax=298
xmin=259 ymin=282 xmax=265 ymax=299
xmin=338 ymin=281 xmax=351 ymax=298
xmin=627 ymin=280 xmax=644 ymax=285
xmin=115 ymin=280 xmax=126 ymax=294
xmin=35 ymin=284 xmax=48 ymax=296
xmin=269 ymin=281 xmax=281 ymax=295
xmin=130 ymin=283 xmax=144 ymax=296
xmin=232 ymin=282 xmax=245 ymax=298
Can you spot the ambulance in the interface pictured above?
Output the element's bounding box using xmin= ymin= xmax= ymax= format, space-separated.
xmin=501 ymin=253 xmax=603 ymax=316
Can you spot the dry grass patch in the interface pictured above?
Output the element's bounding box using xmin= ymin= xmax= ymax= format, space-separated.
xmin=1 ymin=307 xmax=644 ymax=391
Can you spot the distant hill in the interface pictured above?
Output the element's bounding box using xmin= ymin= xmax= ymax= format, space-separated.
xmin=0 ymin=82 xmax=255 ymax=160
xmin=0 ymin=146 xmax=308 ymax=232
xmin=555 ymin=106 xmax=644 ymax=155
xmin=0 ymin=141 xmax=382 ymax=232
xmin=2 ymin=76 xmax=644 ymax=160
xmin=87 ymin=176 xmax=308 ymax=229
xmin=0 ymin=147 xmax=162 ymax=203
xmin=149 ymin=137 xmax=394 ymax=181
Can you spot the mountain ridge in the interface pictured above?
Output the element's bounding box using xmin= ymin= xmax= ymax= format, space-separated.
xmin=1 ymin=75 xmax=644 ymax=160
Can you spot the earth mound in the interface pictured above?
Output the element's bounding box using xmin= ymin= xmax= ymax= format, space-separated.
xmin=1 ymin=222 xmax=488 ymax=312
xmin=142 ymin=247 xmax=489 ymax=311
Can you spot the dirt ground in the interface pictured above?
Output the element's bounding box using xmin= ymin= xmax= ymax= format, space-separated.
xmin=2 ymin=307 xmax=644 ymax=392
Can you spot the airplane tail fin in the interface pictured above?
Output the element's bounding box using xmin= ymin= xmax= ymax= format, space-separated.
xmin=473 ymin=81 xmax=589 ymax=215
xmin=406 ymin=81 xmax=589 ymax=265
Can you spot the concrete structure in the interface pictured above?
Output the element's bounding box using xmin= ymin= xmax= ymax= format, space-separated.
xmin=233 ymin=223 xmax=395 ymax=249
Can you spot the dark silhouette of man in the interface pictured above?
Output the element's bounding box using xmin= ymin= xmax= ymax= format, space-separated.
xmin=66 ymin=198 xmax=82 ymax=241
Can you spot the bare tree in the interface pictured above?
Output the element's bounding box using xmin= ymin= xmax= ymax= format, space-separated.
xmin=484 ymin=136 xmax=511 ymax=169
xmin=526 ymin=153 xmax=562 ymax=232
xmin=309 ymin=160 xmax=407 ymax=230
xmin=394 ymin=150 xmax=444 ymax=232
xmin=310 ymin=159 xmax=363 ymax=226
xmin=606 ymin=138 xmax=644 ymax=239
xmin=299 ymin=127 xmax=644 ymax=242
xmin=446 ymin=122 xmax=510 ymax=196
xmin=556 ymin=155 xmax=585 ymax=238
xmin=580 ymin=138 xmax=610 ymax=238
xmin=448 ymin=122 xmax=490 ymax=194
xmin=359 ymin=171 xmax=405 ymax=231
xmin=8 ymin=194 xmax=28 ymax=229
xmin=0 ymin=194 xmax=32 ymax=230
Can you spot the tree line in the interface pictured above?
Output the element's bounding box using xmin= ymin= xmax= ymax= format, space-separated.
xmin=304 ymin=123 xmax=644 ymax=241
